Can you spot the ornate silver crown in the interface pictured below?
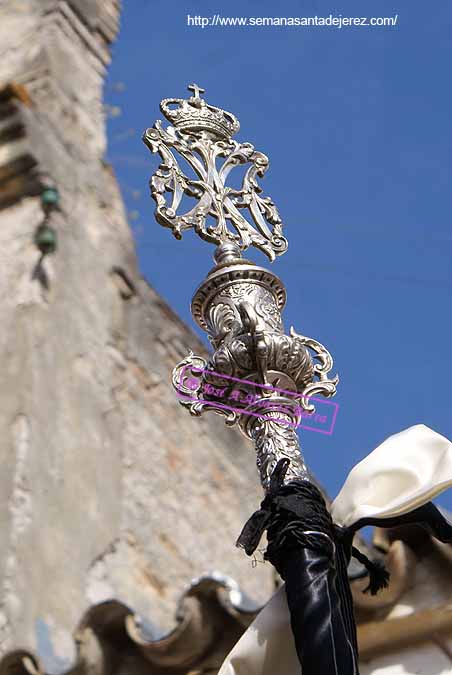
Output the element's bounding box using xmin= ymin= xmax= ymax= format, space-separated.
xmin=143 ymin=84 xmax=288 ymax=260
xmin=160 ymin=84 xmax=240 ymax=139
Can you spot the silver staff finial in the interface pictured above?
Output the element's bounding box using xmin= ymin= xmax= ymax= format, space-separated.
xmin=143 ymin=86 xmax=338 ymax=494
xmin=143 ymin=84 xmax=288 ymax=261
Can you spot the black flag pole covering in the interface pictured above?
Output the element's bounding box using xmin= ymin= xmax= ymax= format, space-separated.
xmin=237 ymin=458 xmax=452 ymax=675
xmin=237 ymin=459 xmax=367 ymax=675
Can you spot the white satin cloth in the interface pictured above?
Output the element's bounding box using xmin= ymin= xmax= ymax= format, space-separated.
xmin=218 ymin=424 xmax=452 ymax=675
xmin=331 ymin=424 xmax=452 ymax=527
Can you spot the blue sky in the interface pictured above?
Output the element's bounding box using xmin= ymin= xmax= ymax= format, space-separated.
xmin=106 ymin=0 xmax=452 ymax=510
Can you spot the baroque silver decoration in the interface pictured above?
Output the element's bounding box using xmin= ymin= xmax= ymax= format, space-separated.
xmin=143 ymin=84 xmax=287 ymax=261
xmin=247 ymin=411 xmax=310 ymax=489
xmin=143 ymin=87 xmax=339 ymax=493
xmin=169 ymin=240 xmax=339 ymax=491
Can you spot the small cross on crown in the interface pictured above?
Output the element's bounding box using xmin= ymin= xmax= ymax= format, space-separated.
xmin=187 ymin=83 xmax=205 ymax=98
xmin=160 ymin=84 xmax=240 ymax=139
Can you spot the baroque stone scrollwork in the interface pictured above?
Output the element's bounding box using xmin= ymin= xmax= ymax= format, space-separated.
xmin=142 ymin=85 xmax=287 ymax=261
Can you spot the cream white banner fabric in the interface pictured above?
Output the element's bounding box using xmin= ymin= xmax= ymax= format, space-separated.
xmin=331 ymin=424 xmax=452 ymax=527
xmin=218 ymin=585 xmax=296 ymax=675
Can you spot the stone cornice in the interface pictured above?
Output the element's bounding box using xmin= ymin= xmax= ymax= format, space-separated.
xmin=1 ymin=564 xmax=452 ymax=675
xmin=0 ymin=1 xmax=121 ymax=208
xmin=42 ymin=1 xmax=121 ymax=48
xmin=359 ymin=602 xmax=452 ymax=660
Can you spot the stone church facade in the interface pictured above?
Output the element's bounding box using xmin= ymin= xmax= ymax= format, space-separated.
xmin=0 ymin=2 xmax=451 ymax=674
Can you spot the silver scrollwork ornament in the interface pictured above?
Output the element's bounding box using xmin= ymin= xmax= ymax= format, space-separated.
xmin=143 ymin=84 xmax=287 ymax=261
xmin=144 ymin=86 xmax=339 ymax=492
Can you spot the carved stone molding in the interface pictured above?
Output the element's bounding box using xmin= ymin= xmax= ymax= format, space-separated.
xmin=358 ymin=602 xmax=452 ymax=661
xmin=0 ymin=0 xmax=121 ymax=210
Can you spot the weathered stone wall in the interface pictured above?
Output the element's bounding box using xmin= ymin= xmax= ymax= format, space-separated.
xmin=0 ymin=2 xmax=274 ymax=671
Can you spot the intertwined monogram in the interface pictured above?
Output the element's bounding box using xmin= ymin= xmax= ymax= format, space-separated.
xmin=143 ymin=85 xmax=287 ymax=261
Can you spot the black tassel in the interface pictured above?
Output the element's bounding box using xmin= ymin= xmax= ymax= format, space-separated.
xmin=351 ymin=546 xmax=390 ymax=595
xmin=236 ymin=508 xmax=271 ymax=556
xmin=236 ymin=458 xmax=291 ymax=556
